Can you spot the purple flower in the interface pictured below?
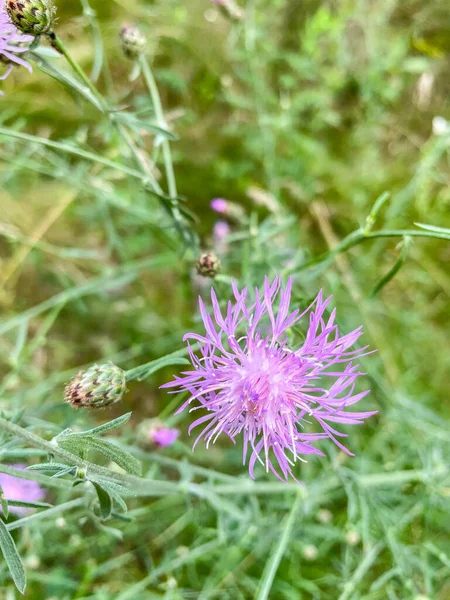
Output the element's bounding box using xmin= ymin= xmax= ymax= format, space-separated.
xmin=151 ymin=427 xmax=180 ymax=448
xmin=210 ymin=198 xmax=229 ymax=214
xmin=0 ymin=465 xmax=45 ymax=516
xmin=0 ymin=6 xmax=33 ymax=93
xmin=163 ymin=276 xmax=376 ymax=482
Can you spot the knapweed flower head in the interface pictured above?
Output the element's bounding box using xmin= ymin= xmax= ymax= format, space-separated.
xmin=163 ymin=276 xmax=376 ymax=482
xmin=0 ymin=4 xmax=32 ymax=90
xmin=0 ymin=465 xmax=45 ymax=516
xmin=65 ymin=363 xmax=127 ymax=409
xmin=6 ymin=0 xmax=55 ymax=36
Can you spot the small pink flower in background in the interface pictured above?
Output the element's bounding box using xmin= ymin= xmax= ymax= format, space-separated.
xmin=0 ymin=464 xmax=45 ymax=516
xmin=210 ymin=198 xmax=229 ymax=214
xmin=163 ymin=276 xmax=376 ymax=482
xmin=213 ymin=220 xmax=230 ymax=244
xmin=0 ymin=6 xmax=33 ymax=93
xmin=213 ymin=220 xmax=231 ymax=255
xmin=138 ymin=419 xmax=179 ymax=449
xmin=152 ymin=427 xmax=179 ymax=448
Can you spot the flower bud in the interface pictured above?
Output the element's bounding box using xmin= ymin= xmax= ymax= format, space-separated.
xmin=65 ymin=363 xmax=127 ymax=409
xmin=196 ymin=252 xmax=221 ymax=278
xmin=120 ymin=24 xmax=146 ymax=60
xmin=6 ymin=0 xmax=56 ymax=36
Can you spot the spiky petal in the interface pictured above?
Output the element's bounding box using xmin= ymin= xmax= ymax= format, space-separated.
xmin=0 ymin=4 xmax=33 ymax=89
xmin=163 ymin=276 xmax=376 ymax=482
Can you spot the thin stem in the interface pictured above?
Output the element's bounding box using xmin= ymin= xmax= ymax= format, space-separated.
xmin=0 ymin=416 xmax=175 ymax=495
xmin=139 ymin=55 xmax=178 ymax=199
xmin=115 ymin=121 xmax=163 ymax=194
xmin=49 ymin=33 xmax=108 ymax=113
xmin=6 ymin=498 xmax=86 ymax=532
xmin=287 ymin=226 xmax=450 ymax=275
xmin=256 ymin=491 xmax=302 ymax=600
xmin=0 ymin=127 xmax=144 ymax=182
xmin=124 ymin=347 xmax=189 ymax=382
xmin=31 ymin=36 xmax=193 ymax=244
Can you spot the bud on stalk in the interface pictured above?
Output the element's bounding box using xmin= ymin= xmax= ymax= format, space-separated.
xmin=65 ymin=364 xmax=127 ymax=409
xmin=120 ymin=24 xmax=146 ymax=60
xmin=6 ymin=0 xmax=56 ymax=36
xmin=196 ymin=252 xmax=221 ymax=278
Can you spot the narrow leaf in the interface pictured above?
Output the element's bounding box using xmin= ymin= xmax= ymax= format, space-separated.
xmin=6 ymin=500 xmax=53 ymax=509
xmin=414 ymin=222 xmax=450 ymax=235
xmin=31 ymin=53 xmax=104 ymax=112
xmin=0 ymin=518 xmax=26 ymax=594
xmin=370 ymin=237 xmax=411 ymax=297
xmin=125 ymin=349 xmax=189 ymax=382
xmin=58 ymin=436 xmax=141 ymax=476
xmin=81 ymin=413 xmax=132 ymax=437
xmin=0 ymin=484 xmax=8 ymax=520
xmin=92 ymin=483 xmax=113 ymax=520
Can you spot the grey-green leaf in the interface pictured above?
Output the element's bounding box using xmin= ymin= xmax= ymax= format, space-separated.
xmin=0 ymin=484 xmax=8 ymax=520
xmin=58 ymin=436 xmax=141 ymax=476
xmin=80 ymin=413 xmax=132 ymax=437
xmin=93 ymin=482 xmax=113 ymax=520
xmin=125 ymin=349 xmax=189 ymax=382
xmin=0 ymin=518 xmax=26 ymax=594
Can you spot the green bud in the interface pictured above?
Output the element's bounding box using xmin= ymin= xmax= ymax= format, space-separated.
xmin=196 ymin=252 xmax=221 ymax=278
xmin=65 ymin=363 xmax=127 ymax=410
xmin=120 ymin=24 xmax=146 ymax=60
xmin=6 ymin=0 xmax=56 ymax=36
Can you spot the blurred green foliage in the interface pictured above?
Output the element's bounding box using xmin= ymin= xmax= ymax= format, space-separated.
xmin=0 ymin=0 xmax=450 ymax=598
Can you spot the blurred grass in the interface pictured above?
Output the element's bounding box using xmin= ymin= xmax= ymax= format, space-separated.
xmin=1 ymin=0 xmax=450 ymax=598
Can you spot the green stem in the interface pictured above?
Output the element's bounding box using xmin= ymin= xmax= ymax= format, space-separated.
xmin=139 ymin=55 xmax=178 ymax=199
xmin=0 ymin=127 xmax=144 ymax=182
xmin=124 ymin=347 xmax=189 ymax=382
xmin=287 ymin=227 xmax=450 ymax=275
xmin=256 ymin=492 xmax=302 ymax=600
xmin=49 ymin=32 xmax=108 ymax=113
xmin=115 ymin=121 xmax=163 ymax=194
xmin=32 ymin=35 xmax=193 ymax=244
xmin=6 ymin=498 xmax=86 ymax=532
xmin=0 ymin=416 xmax=175 ymax=496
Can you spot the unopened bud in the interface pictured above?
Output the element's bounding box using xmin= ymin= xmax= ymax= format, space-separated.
xmin=65 ymin=363 xmax=127 ymax=409
xmin=196 ymin=252 xmax=221 ymax=278
xmin=120 ymin=24 xmax=146 ymax=60
xmin=6 ymin=0 xmax=56 ymax=36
